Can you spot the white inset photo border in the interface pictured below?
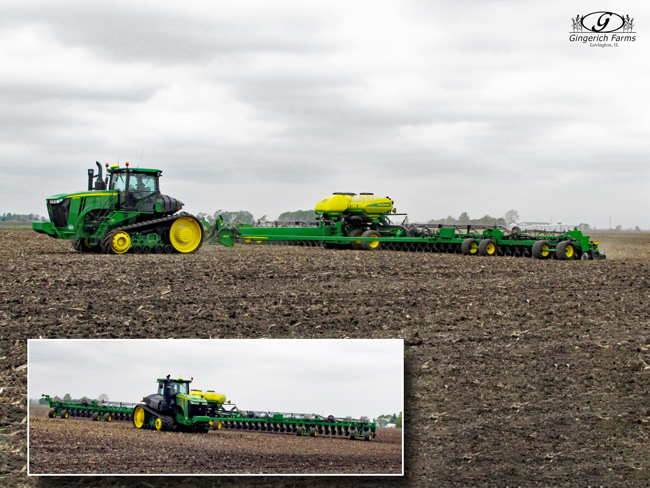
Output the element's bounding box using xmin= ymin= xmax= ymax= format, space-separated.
xmin=28 ymin=338 xmax=404 ymax=476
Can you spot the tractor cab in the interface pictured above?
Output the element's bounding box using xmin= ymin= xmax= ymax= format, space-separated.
xmin=153 ymin=376 xmax=209 ymax=420
xmin=157 ymin=377 xmax=191 ymax=407
xmin=109 ymin=166 xmax=160 ymax=195
xmin=106 ymin=164 xmax=164 ymax=213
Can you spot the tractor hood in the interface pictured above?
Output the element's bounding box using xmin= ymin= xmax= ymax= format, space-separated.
xmin=177 ymin=394 xmax=208 ymax=404
xmin=33 ymin=190 xmax=119 ymax=237
xmin=46 ymin=191 xmax=118 ymax=200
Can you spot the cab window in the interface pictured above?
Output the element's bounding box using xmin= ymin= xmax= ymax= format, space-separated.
xmin=131 ymin=174 xmax=157 ymax=194
xmin=111 ymin=173 xmax=128 ymax=192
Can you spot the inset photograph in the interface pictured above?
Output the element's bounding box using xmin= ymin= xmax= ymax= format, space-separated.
xmin=28 ymin=339 xmax=403 ymax=476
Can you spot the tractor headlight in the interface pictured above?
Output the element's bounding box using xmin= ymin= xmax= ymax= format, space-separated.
xmin=49 ymin=199 xmax=63 ymax=204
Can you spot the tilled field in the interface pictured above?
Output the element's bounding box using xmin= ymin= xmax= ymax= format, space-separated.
xmin=3 ymin=229 xmax=650 ymax=486
xmin=28 ymin=406 xmax=401 ymax=475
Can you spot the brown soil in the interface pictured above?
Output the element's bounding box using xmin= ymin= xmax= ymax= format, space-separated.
xmin=3 ymin=229 xmax=650 ymax=486
xmin=28 ymin=409 xmax=401 ymax=475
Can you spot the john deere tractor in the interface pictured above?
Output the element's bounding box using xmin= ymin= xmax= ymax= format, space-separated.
xmin=45 ymin=376 xmax=378 ymax=439
xmin=33 ymin=162 xmax=204 ymax=254
xmin=133 ymin=376 xmax=218 ymax=432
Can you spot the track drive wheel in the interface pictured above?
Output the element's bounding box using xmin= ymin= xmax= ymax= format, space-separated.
xmin=461 ymin=238 xmax=479 ymax=255
xmin=169 ymin=215 xmax=204 ymax=253
xmin=360 ymin=230 xmax=381 ymax=251
xmin=72 ymin=238 xmax=99 ymax=253
xmin=154 ymin=415 xmax=175 ymax=431
xmin=478 ymin=239 xmax=497 ymax=256
xmin=555 ymin=240 xmax=576 ymax=260
xmin=532 ymin=240 xmax=551 ymax=260
xmin=101 ymin=230 xmax=131 ymax=254
xmin=133 ymin=405 xmax=148 ymax=429
xmin=348 ymin=229 xmax=364 ymax=250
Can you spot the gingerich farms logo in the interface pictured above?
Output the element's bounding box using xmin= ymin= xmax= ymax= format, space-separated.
xmin=570 ymin=12 xmax=636 ymax=47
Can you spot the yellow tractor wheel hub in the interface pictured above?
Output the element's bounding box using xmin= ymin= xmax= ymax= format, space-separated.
xmin=133 ymin=406 xmax=146 ymax=429
xmin=170 ymin=217 xmax=202 ymax=253
xmin=486 ymin=243 xmax=496 ymax=255
xmin=111 ymin=231 xmax=131 ymax=254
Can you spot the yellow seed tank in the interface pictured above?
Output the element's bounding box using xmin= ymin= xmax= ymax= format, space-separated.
xmin=315 ymin=193 xmax=393 ymax=214
xmin=190 ymin=389 xmax=226 ymax=406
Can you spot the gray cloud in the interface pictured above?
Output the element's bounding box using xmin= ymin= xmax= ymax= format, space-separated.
xmin=2 ymin=1 xmax=649 ymax=228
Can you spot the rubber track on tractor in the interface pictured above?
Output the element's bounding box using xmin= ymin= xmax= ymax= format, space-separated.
xmin=133 ymin=403 xmax=161 ymax=426
xmin=100 ymin=212 xmax=199 ymax=254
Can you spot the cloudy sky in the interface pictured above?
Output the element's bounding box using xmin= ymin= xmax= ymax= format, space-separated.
xmin=28 ymin=339 xmax=403 ymax=420
xmin=2 ymin=1 xmax=648 ymax=228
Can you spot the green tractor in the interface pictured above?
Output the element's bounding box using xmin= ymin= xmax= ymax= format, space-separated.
xmin=132 ymin=376 xmax=216 ymax=432
xmin=33 ymin=162 xmax=204 ymax=254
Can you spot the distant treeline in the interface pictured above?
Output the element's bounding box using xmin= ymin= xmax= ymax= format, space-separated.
xmin=35 ymin=393 xmax=108 ymax=404
xmin=2 ymin=213 xmax=48 ymax=222
xmin=427 ymin=212 xmax=507 ymax=226
xmin=376 ymin=412 xmax=403 ymax=428
xmin=196 ymin=209 xmax=646 ymax=232
xmin=197 ymin=210 xmax=317 ymax=224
